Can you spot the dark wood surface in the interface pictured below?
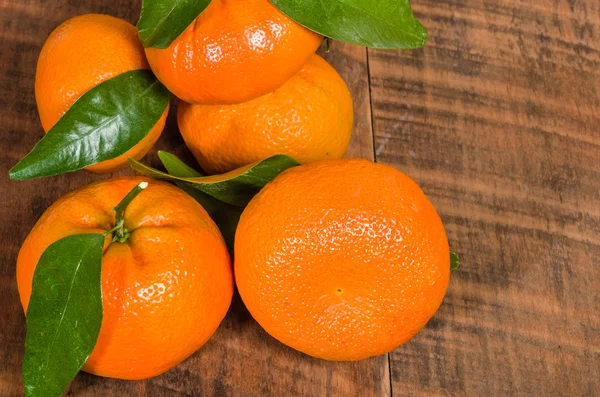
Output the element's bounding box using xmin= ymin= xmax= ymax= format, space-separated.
xmin=1 ymin=0 xmax=598 ymax=396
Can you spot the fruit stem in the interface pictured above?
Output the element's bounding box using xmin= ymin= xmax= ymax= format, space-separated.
xmin=105 ymin=181 xmax=148 ymax=243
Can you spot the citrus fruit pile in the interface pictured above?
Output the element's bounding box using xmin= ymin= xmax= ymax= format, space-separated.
xmin=10 ymin=1 xmax=456 ymax=396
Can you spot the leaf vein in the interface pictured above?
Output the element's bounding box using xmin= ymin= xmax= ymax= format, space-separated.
xmin=42 ymin=241 xmax=98 ymax=370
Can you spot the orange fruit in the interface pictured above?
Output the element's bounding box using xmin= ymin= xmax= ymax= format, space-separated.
xmin=235 ymin=159 xmax=450 ymax=361
xmin=178 ymin=54 xmax=353 ymax=175
xmin=17 ymin=177 xmax=233 ymax=379
xmin=145 ymin=0 xmax=323 ymax=105
xmin=35 ymin=14 xmax=169 ymax=173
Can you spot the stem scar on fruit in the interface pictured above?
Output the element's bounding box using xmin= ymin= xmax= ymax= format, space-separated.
xmin=103 ymin=181 xmax=148 ymax=243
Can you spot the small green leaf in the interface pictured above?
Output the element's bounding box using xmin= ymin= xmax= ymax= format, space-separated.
xmin=130 ymin=154 xmax=300 ymax=207
xmin=137 ymin=0 xmax=210 ymax=48
xmin=10 ymin=70 xmax=170 ymax=180
xmin=158 ymin=151 xmax=204 ymax=177
xmin=270 ymin=0 xmax=428 ymax=49
xmin=158 ymin=151 xmax=242 ymax=249
xmin=23 ymin=234 xmax=104 ymax=397
xmin=450 ymin=251 xmax=460 ymax=271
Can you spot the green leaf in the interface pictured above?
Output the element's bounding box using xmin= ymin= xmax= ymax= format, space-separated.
xmin=23 ymin=234 xmax=104 ymax=397
xmin=450 ymin=251 xmax=460 ymax=271
xmin=270 ymin=0 xmax=428 ymax=49
xmin=10 ymin=70 xmax=170 ymax=180
xmin=130 ymin=154 xmax=300 ymax=207
xmin=158 ymin=151 xmax=204 ymax=177
xmin=137 ymin=0 xmax=210 ymax=48
xmin=158 ymin=151 xmax=242 ymax=249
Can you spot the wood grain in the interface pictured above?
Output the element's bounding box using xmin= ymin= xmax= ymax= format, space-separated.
xmin=367 ymin=0 xmax=600 ymax=395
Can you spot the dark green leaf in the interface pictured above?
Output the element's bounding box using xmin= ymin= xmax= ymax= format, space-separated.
xmin=270 ymin=0 xmax=428 ymax=49
xmin=158 ymin=151 xmax=242 ymax=249
xmin=450 ymin=251 xmax=460 ymax=271
xmin=137 ymin=0 xmax=210 ymax=48
xmin=10 ymin=70 xmax=170 ymax=180
xmin=23 ymin=234 xmax=104 ymax=397
xmin=130 ymin=154 xmax=300 ymax=207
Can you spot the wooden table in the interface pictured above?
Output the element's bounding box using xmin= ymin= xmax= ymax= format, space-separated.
xmin=1 ymin=0 xmax=599 ymax=396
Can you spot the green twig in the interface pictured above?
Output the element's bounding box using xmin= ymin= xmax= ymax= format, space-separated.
xmin=107 ymin=181 xmax=148 ymax=243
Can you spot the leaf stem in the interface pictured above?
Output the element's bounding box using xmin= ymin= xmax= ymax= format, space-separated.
xmin=109 ymin=181 xmax=148 ymax=243
xmin=103 ymin=220 xmax=124 ymax=237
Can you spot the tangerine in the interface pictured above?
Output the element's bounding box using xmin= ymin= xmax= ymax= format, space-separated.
xmin=17 ymin=177 xmax=233 ymax=379
xmin=145 ymin=0 xmax=323 ymax=104
xmin=178 ymin=54 xmax=353 ymax=174
xmin=35 ymin=14 xmax=168 ymax=173
xmin=235 ymin=159 xmax=450 ymax=361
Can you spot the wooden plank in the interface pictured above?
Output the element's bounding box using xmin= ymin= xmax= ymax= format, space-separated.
xmin=0 ymin=1 xmax=387 ymax=396
xmin=367 ymin=0 xmax=600 ymax=395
